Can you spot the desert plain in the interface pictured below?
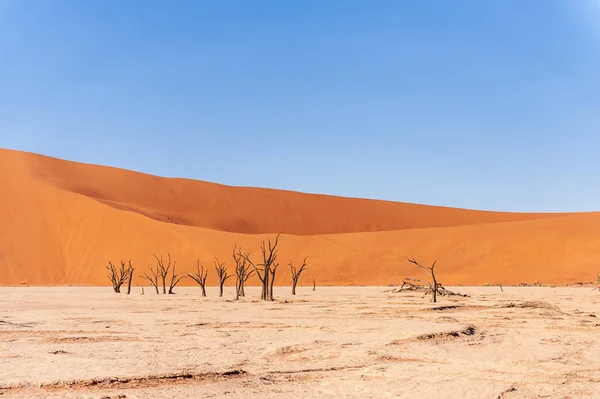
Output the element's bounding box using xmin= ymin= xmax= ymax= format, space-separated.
xmin=1 ymin=286 xmax=600 ymax=398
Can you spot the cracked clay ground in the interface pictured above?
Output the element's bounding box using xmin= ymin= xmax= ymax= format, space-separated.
xmin=1 ymin=286 xmax=599 ymax=398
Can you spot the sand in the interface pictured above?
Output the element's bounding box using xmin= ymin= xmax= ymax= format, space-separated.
xmin=1 ymin=286 xmax=599 ymax=398
xmin=1 ymin=148 xmax=599 ymax=287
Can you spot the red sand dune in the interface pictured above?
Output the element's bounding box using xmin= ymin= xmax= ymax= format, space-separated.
xmin=1 ymin=148 xmax=598 ymax=287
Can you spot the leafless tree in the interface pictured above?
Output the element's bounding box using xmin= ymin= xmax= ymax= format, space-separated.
xmin=241 ymin=233 xmax=281 ymax=301
xmin=188 ymin=260 xmax=208 ymax=297
xmin=167 ymin=260 xmax=186 ymax=294
xmin=141 ymin=263 xmax=160 ymax=294
xmin=106 ymin=260 xmax=129 ymax=293
xmin=126 ymin=260 xmax=135 ymax=295
xmin=153 ymin=253 xmax=172 ymax=294
xmin=215 ymin=257 xmax=232 ymax=297
xmin=313 ymin=278 xmax=316 ymax=291
xmin=232 ymin=245 xmax=254 ymax=300
xmin=405 ymin=255 xmax=439 ymax=303
xmin=289 ymin=257 xmax=308 ymax=295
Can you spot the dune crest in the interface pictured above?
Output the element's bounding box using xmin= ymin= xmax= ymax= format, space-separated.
xmin=0 ymin=148 xmax=597 ymax=286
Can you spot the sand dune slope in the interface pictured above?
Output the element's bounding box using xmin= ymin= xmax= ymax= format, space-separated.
xmin=0 ymin=148 xmax=598 ymax=286
xmin=16 ymin=149 xmax=568 ymax=234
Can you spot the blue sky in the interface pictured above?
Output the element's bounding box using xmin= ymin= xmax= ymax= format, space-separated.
xmin=1 ymin=0 xmax=599 ymax=212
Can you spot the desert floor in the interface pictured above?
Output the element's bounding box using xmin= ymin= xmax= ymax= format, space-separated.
xmin=1 ymin=286 xmax=599 ymax=399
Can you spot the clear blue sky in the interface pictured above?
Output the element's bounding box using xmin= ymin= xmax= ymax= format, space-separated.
xmin=1 ymin=0 xmax=599 ymax=212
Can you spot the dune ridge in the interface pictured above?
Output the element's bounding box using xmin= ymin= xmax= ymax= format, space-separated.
xmin=0 ymin=148 xmax=598 ymax=287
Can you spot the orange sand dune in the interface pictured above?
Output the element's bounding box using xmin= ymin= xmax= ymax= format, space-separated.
xmin=19 ymin=149 xmax=569 ymax=234
xmin=0 ymin=148 xmax=598 ymax=287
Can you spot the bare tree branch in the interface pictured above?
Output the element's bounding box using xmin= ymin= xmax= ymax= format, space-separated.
xmin=405 ymin=255 xmax=438 ymax=303
xmin=167 ymin=259 xmax=185 ymax=294
xmin=106 ymin=260 xmax=129 ymax=293
xmin=215 ymin=257 xmax=232 ymax=297
xmin=188 ymin=260 xmax=208 ymax=297
xmin=289 ymin=257 xmax=308 ymax=295
xmin=141 ymin=263 xmax=160 ymax=294
xmin=153 ymin=253 xmax=171 ymax=294
xmin=239 ymin=233 xmax=282 ymax=301
xmin=233 ymin=245 xmax=254 ymax=300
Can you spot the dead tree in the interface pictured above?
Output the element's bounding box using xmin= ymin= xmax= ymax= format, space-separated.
xmin=405 ymin=255 xmax=439 ymax=303
xmin=313 ymin=278 xmax=316 ymax=291
xmin=232 ymin=245 xmax=254 ymax=300
xmin=167 ymin=260 xmax=186 ymax=294
xmin=188 ymin=260 xmax=208 ymax=297
xmin=141 ymin=263 xmax=160 ymax=294
xmin=241 ymin=233 xmax=281 ymax=301
xmin=153 ymin=253 xmax=172 ymax=294
xmin=289 ymin=257 xmax=308 ymax=295
xmin=215 ymin=257 xmax=232 ymax=297
xmin=126 ymin=260 xmax=135 ymax=295
xmin=106 ymin=260 xmax=129 ymax=293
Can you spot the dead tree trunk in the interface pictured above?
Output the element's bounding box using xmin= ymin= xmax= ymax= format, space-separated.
xmin=232 ymin=245 xmax=254 ymax=300
xmin=106 ymin=260 xmax=129 ymax=293
xmin=290 ymin=257 xmax=308 ymax=295
xmin=141 ymin=264 xmax=160 ymax=294
xmin=313 ymin=279 xmax=316 ymax=291
xmin=241 ymin=233 xmax=281 ymax=301
xmin=167 ymin=260 xmax=185 ymax=294
xmin=154 ymin=253 xmax=172 ymax=294
xmin=188 ymin=260 xmax=208 ymax=297
xmin=126 ymin=260 xmax=135 ymax=295
xmin=405 ymin=255 xmax=438 ymax=303
xmin=215 ymin=258 xmax=232 ymax=297
xmin=269 ymin=262 xmax=279 ymax=301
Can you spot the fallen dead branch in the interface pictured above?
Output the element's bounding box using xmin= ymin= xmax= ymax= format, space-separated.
xmin=388 ymin=277 xmax=468 ymax=299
